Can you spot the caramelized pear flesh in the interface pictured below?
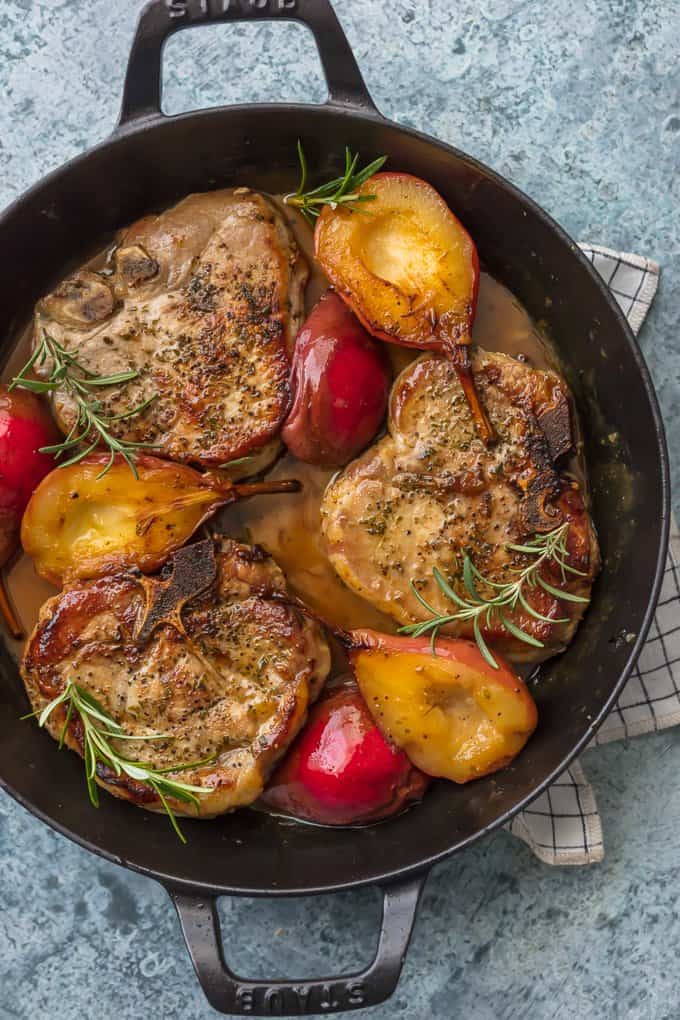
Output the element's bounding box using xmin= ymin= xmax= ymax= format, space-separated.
xmin=348 ymin=630 xmax=537 ymax=783
xmin=21 ymin=454 xmax=299 ymax=585
xmin=315 ymin=173 xmax=478 ymax=351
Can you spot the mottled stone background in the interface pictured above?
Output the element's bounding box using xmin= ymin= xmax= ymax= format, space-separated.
xmin=1 ymin=1 xmax=679 ymax=1018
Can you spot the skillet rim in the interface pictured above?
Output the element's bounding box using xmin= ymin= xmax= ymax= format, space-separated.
xmin=0 ymin=102 xmax=670 ymax=896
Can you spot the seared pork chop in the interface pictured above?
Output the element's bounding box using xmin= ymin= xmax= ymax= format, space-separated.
xmin=33 ymin=189 xmax=307 ymax=470
xmin=322 ymin=349 xmax=598 ymax=662
xmin=22 ymin=537 xmax=330 ymax=817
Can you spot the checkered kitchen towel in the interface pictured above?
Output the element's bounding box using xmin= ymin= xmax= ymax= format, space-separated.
xmin=508 ymin=244 xmax=677 ymax=865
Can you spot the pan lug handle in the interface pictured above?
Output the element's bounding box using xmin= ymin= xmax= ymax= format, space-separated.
xmin=168 ymin=870 xmax=428 ymax=1016
xmin=116 ymin=0 xmax=379 ymax=131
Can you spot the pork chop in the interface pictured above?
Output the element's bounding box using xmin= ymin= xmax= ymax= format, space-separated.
xmin=32 ymin=189 xmax=307 ymax=470
xmin=21 ymin=537 xmax=330 ymax=817
xmin=321 ymin=349 xmax=599 ymax=662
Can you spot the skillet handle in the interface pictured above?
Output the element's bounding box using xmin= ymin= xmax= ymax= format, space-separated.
xmin=169 ymin=871 xmax=427 ymax=1015
xmin=117 ymin=0 xmax=378 ymax=128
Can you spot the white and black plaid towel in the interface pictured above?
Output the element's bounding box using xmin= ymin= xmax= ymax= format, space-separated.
xmin=508 ymin=243 xmax=675 ymax=865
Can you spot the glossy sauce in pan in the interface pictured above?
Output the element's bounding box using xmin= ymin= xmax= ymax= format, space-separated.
xmin=2 ymin=197 xmax=561 ymax=654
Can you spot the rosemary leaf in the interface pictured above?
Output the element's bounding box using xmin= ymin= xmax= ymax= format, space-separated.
xmin=409 ymin=579 xmax=441 ymax=616
xmin=40 ymin=432 xmax=86 ymax=454
xmin=429 ymin=627 xmax=439 ymax=657
xmin=537 ymin=576 xmax=590 ymax=603
xmin=152 ymin=755 xmax=218 ymax=776
xmin=11 ymin=329 xmax=157 ymax=478
xmin=8 ymin=342 xmax=43 ymax=387
xmin=352 ymin=156 xmax=390 ymax=187
xmin=56 ymin=439 xmax=100 ymax=468
xmin=11 ymin=378 xmax=58 ymax=394
xmin=555 ymin=561 xmax=590 ymax=578
xmin=151 ymin=783 xmax=187 ymax=845
xmin=284 ymin=142 xmax=387 ymax=224
xmin=473 ymin=615 xmax=498 ymax=669
xmin=155 ymin=782 xmax=201 ymax=808
xmin=432 ymin=567 xmax=469 ymax=609
xmin=506 ymin=540 xmax=551 ymax=554
xmin=404 ymin=522 xmax=590 ymax=668
xmin=28 ymin=680 xmax=216 ymax=843
xmin=85 ymin=370 xmax=140 ymax=387
xmin=462 ymin=553 xmax=484 ymax=603
xmin=518 ymin=588 xmax=569 ymax=625
xmin=217 ymin=455 xmax=255 ymax=470
xmin=108 ymin=395 xmax=158 ymax=422
xmin=59 ymin=701 xmax=73 ymax=750
xmin=294 ymin=139 xmax=308 ymax=196
xmin=37 ymin=687 xmax=70 ymax=728
xmin=498 ymin=612 xmax=545 ymax=649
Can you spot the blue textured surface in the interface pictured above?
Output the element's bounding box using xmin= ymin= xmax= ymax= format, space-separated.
xmin=1 ymin=2 xmax=679 ymax=1018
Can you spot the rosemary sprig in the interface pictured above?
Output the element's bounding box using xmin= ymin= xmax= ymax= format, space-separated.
xmin=400 ymin=522 xmax=590 ymax=669
xmin=284 ymin=141 xmax=387 ymax=226
xmin=10 ymin=329 xmax=157 ymax=479
xmin=217 ymin=455 xmax=256 ymax=471
xmin=27 ymin=681 xmax=215 ymax=843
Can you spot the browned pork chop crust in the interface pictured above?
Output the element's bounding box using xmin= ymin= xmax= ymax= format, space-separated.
xmin=33 ymin=189 xmax=308 ymax=469
xmin=21 ymin=537 xmax=330 ymax=817
xmin=322 ymin=349 xmax=599 ymax=662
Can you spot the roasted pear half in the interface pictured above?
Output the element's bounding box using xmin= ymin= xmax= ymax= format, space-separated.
xmin=347 ymin=630 xmax=538 ymax=783
xmin=21 ymin=454 xmax=299 ymax=584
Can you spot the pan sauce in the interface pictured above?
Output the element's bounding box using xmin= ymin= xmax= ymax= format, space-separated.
xmin=3 ymin=198 xmax=561 ymax=651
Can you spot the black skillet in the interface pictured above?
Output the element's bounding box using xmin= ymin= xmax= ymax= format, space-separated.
xmin=0 ymin=1 xmax=669 ymax=1014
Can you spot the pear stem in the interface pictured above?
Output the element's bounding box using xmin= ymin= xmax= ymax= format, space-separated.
xmin=233 ymin=479 xmax=302 ymax=499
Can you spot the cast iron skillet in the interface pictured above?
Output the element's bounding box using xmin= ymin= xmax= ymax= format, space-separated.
xmin=0 ymin=1 xmax=669 ymax=1014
